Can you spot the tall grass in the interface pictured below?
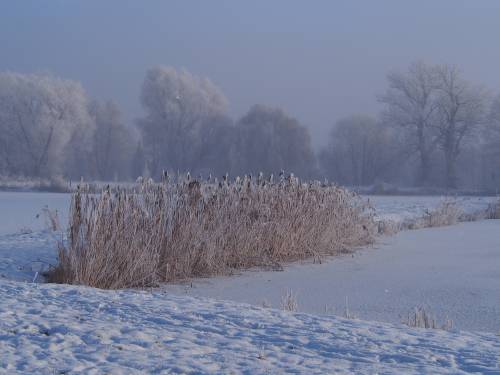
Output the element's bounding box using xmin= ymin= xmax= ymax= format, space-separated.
xmin=48 ymin=176 xmax=375 ymax=289
xmin=422 ymin=199 xmax=462 ymax=227
xmin=280 ymin=289 xmax=299 ymax=312
xmin=486 ymin=199 xmax=500 ymax=219
xmin=403 ymin=307 xmax=454 ymax=331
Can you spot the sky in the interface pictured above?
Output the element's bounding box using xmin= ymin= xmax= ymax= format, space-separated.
xmin=1 ymin=0 xmax=500 ymax=148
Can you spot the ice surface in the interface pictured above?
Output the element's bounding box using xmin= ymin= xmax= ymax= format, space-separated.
xmin=0 ymin=192 xmax=70 ymax=236
xmin=164 ymin=220 xmax=500 ymax=332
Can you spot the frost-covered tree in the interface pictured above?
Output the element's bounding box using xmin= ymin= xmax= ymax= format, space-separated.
xmin=234 ymin=105 xmax=316 ymax=178
xmin=0 ymin=72 xmax=92 ymax=178
xmin=137 ymin=66 xmax=228 ymax=176
xmin=87 ymin=100 xmax=134 ymax=181
xmin=380 ymin=61 xmax=440 ymax=185
xmin=131 ymin=141 xmax=147 ymax=179
xmin=434 ymin=65 xmax=488 ymax=188
xmin=478 ymin=94 xmax=500 ymax=190
xmin=320 ymin=115 xmax=402 ymax=186
xmin=195 ymin=114 xmax=236 ymax=177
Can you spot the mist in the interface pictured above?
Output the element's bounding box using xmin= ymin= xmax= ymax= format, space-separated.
xmin=2 ymin=1 xmax=500 ymax=146
xmin=2 ymin=3 xmax=500 ymax=371
xmin=1 ymin=1 xmax=500 ymax=190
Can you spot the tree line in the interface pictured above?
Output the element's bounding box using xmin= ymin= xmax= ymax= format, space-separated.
xmin=321 ymin=62 xmax=499 ymax=190
xmin=0 ymin=62 xmax=499 ymax=190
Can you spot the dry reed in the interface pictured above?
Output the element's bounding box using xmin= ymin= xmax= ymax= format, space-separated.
xmin=47 ymin=175 xmax=375 ymax=289
xmin=280 ymin=289 xmax=299 ymax=312
xmin=422 ymin=200 xmax=462 ymax=227
xmin=403 ymin=307 xmax=454 ymax=331
xmin=377 ymin=199 xmax=464 ymax=235
xmin=486 ymin=199 xmax=500 ymax=219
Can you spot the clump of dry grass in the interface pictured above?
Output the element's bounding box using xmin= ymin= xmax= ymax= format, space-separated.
xmin=376 ymin=219 xmax=402 ymax=236
xmin=377 ymin=199 xmax=464 ymax=236
xmin=280 ymin=289 xmax=299 ymax=312
xmin=422 ymin=200 xmax=462 ymax=228
xmin=47 ymin=175 xmax=375 ymax=289
xmin=41 ymin=206 xmax=61 ymax=231
xmin=486 ymin=199 xmax=500 ymax=219
xmin=403 ymin=307 xmax=454 ymax=331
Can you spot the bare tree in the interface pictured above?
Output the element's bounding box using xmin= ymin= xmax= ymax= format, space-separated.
xmin=137 ymin=66 xmax=228 ymax=176
xmin=234 ymin=105 xmax=316 ymax=178
xmin=0 ymin=72 xmax=92 ymax=178
xmin=478 ymin=94 xmax=500 ymax=190
xmin=380 ymin=61 xmax=440 ymax=185
xmin=320 ymin=115 xmax=401 ymax=186
xmin=88 ymin=100 xmax=134 ymax=181
xmin=434 ymin=65 xmax=488 ymax=188
xmin=195 ymin=114 xmax=236 ymax=177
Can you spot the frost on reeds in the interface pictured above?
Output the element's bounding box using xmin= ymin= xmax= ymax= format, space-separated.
xmin=280 ymin=289 xmax=298 ymax=312
xmin=421 ymin=199 xmax=462 ymax=228
xmin=377 ymin=199 xmax=464 ymax=235
xmin=486 ymin=199 xmax=500 ymax=219
xmin=403 ymin=307 xmax=454 ymax=331
xmin=47 ymin=175 xmax=375 ymax=289
xmin=41 ymin=206 xmax=61 ymax=231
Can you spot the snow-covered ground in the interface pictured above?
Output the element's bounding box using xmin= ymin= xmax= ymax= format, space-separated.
xmin=0 ymin=231 xmax=60 ymax=282
xmin=368 ymin=195 xmax=497 ymax=225
xmin=1 ymin=279 xmax=499 ymax=374
xmin=1 ymin=191 xmax=500 ymax=373
xmin=0 ymin=192 xmax=68 ymax=281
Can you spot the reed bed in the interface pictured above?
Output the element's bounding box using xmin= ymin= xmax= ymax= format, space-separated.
xmin=47 ymin=175 xmax=375 ymax=289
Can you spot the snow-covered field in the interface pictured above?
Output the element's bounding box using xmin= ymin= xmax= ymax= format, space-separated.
xmin=1 ymin=279 xmax=499 ymax=374
xmin=1 ymin=191 xmax=499 ymax=373
xmin=368 ymin=195 xmax=497 ymax=225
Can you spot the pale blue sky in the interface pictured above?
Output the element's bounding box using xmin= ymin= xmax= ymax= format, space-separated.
xmin=1 ymin=0 xmax=500 ymax=146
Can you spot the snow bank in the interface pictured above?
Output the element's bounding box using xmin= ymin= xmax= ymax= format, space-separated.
xmin=1 ymin=279 xmax=499 ymax=374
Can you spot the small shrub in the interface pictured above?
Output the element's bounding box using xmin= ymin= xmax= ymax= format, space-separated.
xmin=376 ymin=219 xmax=401 ymax=235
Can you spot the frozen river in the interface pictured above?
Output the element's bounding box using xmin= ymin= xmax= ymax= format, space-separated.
xmin=164 ymin=220 xmax=500 ymax=332
xmin=0 ymin=192 xmax=71 ymax=236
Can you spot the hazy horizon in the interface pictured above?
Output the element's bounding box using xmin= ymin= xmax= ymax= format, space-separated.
xmin=2 ymin=0 xmax=500 ymax=147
